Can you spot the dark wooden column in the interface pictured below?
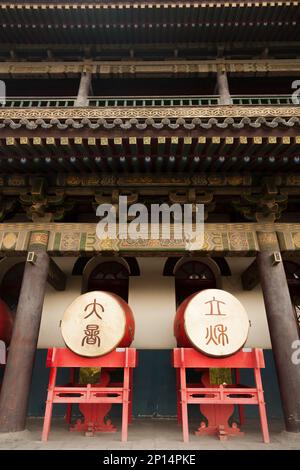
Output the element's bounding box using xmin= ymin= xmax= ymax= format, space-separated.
xmin=74 ymin=71 xmax=92 ymax=107
xmin=216 ymin=69 xmax=232 ymax=105
xmin=257 ymin=233 xmax=300 ymax=432
xmin=0 ymin=232 xmax=50 ymax=433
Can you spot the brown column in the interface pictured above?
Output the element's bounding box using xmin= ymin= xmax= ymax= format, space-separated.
xmin=74 ymin=71 xmax=92 ymax=107
xmin=257 ymin=243 xmax=300 ymax=432
xmin=0 ymin=232 xmax=50 ymax=433
xmin=217 ymin=69 xmax=232 ymax=105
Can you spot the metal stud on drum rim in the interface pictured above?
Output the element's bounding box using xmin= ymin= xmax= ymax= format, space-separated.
xmin=61 ymin=291 xmax=134 ymax=357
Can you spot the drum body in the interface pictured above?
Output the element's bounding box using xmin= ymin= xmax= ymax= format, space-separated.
xmin=61 ymin=291 xmax=135 ymax=357
xmin=112 ymin=294 xmax=135 ymax=348
xmin=0 ymin=299 xmax=13 ymax=345
xmin=174 ymin=293 xmax=196 ymax=348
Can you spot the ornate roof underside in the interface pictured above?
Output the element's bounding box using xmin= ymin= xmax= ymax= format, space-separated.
xmin=1 ymin=105 xmax=300 ymax=133
xmin=1 ymin=116 xmax=300 ymax=130
xmin=0 ymin=1 xmax=299 ymax=46
xmin=0 ymin=106 xmax=300 ymax=172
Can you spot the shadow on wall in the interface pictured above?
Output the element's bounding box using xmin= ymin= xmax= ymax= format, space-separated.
xmin=28 ymin=350 xmax=283 ymax=422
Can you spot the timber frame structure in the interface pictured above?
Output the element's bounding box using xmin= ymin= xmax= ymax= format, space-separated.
xmin=0 ymin=0 xmax=300 ymax=436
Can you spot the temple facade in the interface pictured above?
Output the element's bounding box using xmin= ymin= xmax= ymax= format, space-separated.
xmin=0 ymin=0 xmax=299 ymax=435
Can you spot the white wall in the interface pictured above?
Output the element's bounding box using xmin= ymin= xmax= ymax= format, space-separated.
xmin=129 ymin=258 xmax=176 ymax=349
xmin=38 ymin=258 xmax=80 ymax=348
xmin=225 ymin=258 xmax=271 ymax=349
xmin=37 ymin=256 xmax=272 ymax=349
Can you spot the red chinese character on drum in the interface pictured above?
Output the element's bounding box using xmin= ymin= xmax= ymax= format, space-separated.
xmin=60 ymin=291 xmax=135 ymax=357
xmin=174 ymin=289 xmax=250 ymax=357
xmin=81 ymin=324 xmax=101 ymax=347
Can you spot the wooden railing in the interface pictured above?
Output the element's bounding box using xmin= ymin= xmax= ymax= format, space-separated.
xmin=0 ymin=94 xmax=294 ymax=108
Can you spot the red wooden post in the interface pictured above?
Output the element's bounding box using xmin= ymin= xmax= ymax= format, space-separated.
xmin=128 ymin=367 xmax=133 ymax=425
xmin=176 ymin=368 xmax=182 ymax=424
xmin=254 ymin=350 xmax=270 ymax=444
xmin=65 ymin=368 xmax=75 ymax=424
xmin=254 ymin=366 xmax=270 ymax=443
xmin=235 ymin=368 xmax=246 ymax=425
xmin=179 ymin=349 xmax=189 ymax=443
xmin=42 ymin=366 xmax=58 ymax=442
xmin=121 ymin=348 xmax=130 ymax=442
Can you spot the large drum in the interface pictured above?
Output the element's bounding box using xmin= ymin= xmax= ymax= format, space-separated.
xmin=61 ymin=291 xmax=134 ymax=357
xmin=0 ymin=298 xmax=13 ymax=345
xmin=174 ymin=289 xmax=250 ymax=357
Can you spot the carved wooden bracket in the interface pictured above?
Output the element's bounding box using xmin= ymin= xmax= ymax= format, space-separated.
xmin=232 ymin=178 xmax=288 ymax=222
xmin=19 ymin=177 xmax=75 ymax=222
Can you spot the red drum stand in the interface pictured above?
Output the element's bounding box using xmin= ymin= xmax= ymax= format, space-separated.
xmin=42 ymin=347 xmax=137 ymax=442
xmin=173 ymin=348 xmax=270 ymax=443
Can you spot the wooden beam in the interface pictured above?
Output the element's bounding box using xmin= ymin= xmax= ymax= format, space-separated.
xmin=1 ymin=58 xmax=300 ymax=78
xmin=241 ymin=259 xmax=259 ymax=291
xmin=47 ymin=258 xmax=66 ymax=291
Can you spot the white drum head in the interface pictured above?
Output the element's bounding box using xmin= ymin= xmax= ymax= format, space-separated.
xmin=184 ymin=289 xmax=249 ymax=357
xmin=61 ymin=291 xmax=126 ymax=357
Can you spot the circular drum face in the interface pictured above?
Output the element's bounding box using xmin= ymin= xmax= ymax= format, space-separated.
xmin=61 ymin=291 xmax=126 ymax=357
xmin=184 ymin=289 xmax=249 ymax=357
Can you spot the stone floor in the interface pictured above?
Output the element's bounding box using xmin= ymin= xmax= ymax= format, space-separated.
xmin=0 ymin=418 xmax=300 ymax=450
